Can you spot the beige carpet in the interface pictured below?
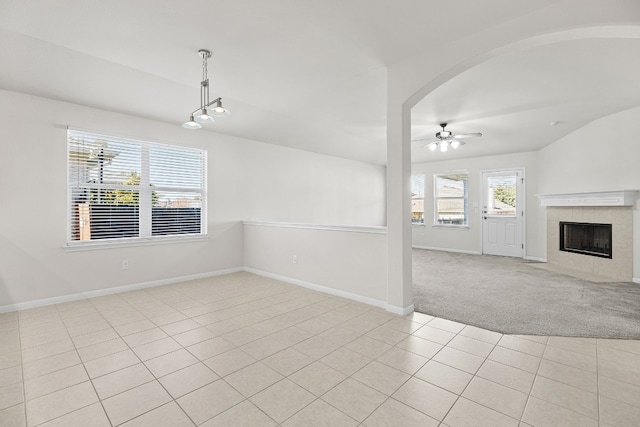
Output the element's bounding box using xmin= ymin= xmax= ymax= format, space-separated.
xmin=412 ymin=249 xmax=640 ymax=338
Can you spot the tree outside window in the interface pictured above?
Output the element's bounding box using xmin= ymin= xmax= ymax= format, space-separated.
xmin=68 ymin=130 xmax=206 ymax=244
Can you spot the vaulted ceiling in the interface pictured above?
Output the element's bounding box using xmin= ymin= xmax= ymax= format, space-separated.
xmin=1 ymin=0 xmax=639 ymax=165
xmin=411 ymin=37 xmax=640 ymax=163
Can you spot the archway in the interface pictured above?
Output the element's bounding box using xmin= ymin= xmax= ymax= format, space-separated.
xmin=386 ymin=24 xmax=640 ymax=315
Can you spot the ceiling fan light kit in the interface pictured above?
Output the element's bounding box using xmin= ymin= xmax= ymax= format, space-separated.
xmin=417 ymin=123 xmax=481 ymax=153
xmin=182 ymin=49 xmax=231 ymax=130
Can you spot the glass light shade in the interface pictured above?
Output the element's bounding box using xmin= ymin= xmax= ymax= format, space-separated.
xmin=195 ymin=109 xmax=215 ymax=123
xmin=450 ymin=139 xmax=460 ymax=149
xmin=182 ymin=116 xmax=202 ymax=129
xmin=453 ymin=139 xmax=466 ymax=149
xmin=440 ymin=141 xmax=449 ymax=152
xmin=210 ymin=99 xmax=230 ymax=117
xmin=211 ymin=106 xmax=230 ymax=117
xmin=428 ymin=143 xmax=438 ymax=151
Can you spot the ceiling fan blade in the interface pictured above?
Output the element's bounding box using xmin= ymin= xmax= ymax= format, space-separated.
xmin=452 ymin=132 xmax=482 ymax=139
xmin=412 ymin=137 xmax=439 ymax=143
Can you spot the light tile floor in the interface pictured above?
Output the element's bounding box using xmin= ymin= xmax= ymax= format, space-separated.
xmin=1 ymin=272 xmax=640 ymax=426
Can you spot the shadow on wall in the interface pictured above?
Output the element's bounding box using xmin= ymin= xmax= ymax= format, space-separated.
xmin=0 ymin=220 xmax=246 ymax=310
xmin=0 ymin=233 xmax=68 ymax=307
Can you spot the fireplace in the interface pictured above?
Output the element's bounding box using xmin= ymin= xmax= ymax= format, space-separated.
xmin=537 ymin=191 xmax=636 ymax=282
xmin=559 ymin=222 xmax=612 ymax=259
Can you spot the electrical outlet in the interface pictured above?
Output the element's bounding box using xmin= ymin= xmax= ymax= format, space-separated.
xmin=292 ymin=255 xmax=298 ymax=264
xmin=122 ymin=260 xmax=129 ymax=270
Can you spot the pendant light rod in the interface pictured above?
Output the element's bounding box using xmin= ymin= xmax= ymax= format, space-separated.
xmin=189 ymin=97 xmax=222 ymax=116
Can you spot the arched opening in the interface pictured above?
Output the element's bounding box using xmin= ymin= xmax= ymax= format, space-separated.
xmin=398 ymin=26 xmax=640 ymax=336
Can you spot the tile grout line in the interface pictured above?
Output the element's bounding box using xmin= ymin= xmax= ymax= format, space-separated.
xmin=246 ymin=305 xmax=396 ymax=424
xmin=108 ymin=283 xmax=360 ymax=425
xmin=18 ymin=312 xmax=28 ymax=427
xmin=419 ymin=323 xmax=593 ymax=424
xmin=93 ymin=292 xmax=200 ymax=427
xmin=7 ymin=308 xmax=540 ymax=424
xmin=74 ymin=297 xmax=115 ymax=427
xmin=427 ymin=322 xmax=497 ymax=425
xmin=24 ymin=303 xmax=104 ymax=427
xmin=33 ymin=294 xmax=187 ymax=426
xmin=210 ymin=303 xmax=387 ymax=425
xmin=13 ymin=277 xmax=640 ymax=426
xmin=595 ymin=338 xmax=601 ymax=423
xmin=216 ymin=292 xmax=388 ymax=424
xmin=519 ymin=335 xmax=548 ymax=425
xmin=525 ymin=337 xmax=602 ymax=425
xmin=332 ymin=315 xmax=427 ymax=426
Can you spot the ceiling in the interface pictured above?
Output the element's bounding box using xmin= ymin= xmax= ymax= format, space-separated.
xmin=1 ymin=0 xmax=639 ymax=165
xmin=410 ymin=37 xmax=640 ymax=163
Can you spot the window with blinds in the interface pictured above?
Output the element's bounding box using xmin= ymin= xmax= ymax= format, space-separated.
xmin=411 ymin=174 xmax=425 ymax=224
xmin=67 ymin=130 xmax=207 ymax=245
xmin=434 ymin=172 xmax=468 ymax=226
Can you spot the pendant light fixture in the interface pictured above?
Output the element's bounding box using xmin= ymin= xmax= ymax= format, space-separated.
xmin=182 ymin=49 xmax=231 ymax=129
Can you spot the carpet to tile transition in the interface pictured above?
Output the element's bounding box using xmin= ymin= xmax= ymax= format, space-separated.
xmin=412 ymin=249 xmax=640 ymax=339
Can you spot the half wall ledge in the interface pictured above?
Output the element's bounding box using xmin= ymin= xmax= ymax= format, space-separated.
xmin=242 ymin=221 xmax=387 ymax=234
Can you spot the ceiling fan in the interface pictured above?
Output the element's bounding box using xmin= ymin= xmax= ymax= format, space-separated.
xmin=413 ymin=123 xmax=482 ymax=152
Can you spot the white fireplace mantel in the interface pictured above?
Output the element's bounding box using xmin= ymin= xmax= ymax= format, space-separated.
xmin=536 ymin=190 xmax=638 ymax=207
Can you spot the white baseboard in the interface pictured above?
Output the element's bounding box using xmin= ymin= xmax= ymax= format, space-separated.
xmin=386 ymin=303 xmax=414 ymax=316
xmin=524 ymin=256 xmax=547 ymax=262
xmin=0 ymin=267 xmax=244 ymax=314
xmin=413 ymin=245 xmax=482 ymax=255
xmin=1 ymin=266 xmax=410 ymax=316
xmin=243 ymin=267 xmax=389 ymax=311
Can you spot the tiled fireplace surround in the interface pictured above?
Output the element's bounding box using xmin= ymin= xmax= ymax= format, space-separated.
xmin=540 ymin=191 xmax=636 ymax=282
xmin=546 ymin=206 xmax=633 ymax=282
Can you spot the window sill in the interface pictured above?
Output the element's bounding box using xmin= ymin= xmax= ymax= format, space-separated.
xmin=431 ymin=225 xmax=470 ymax=230
xmin=65 ymin=235 xmax=209 ymax=252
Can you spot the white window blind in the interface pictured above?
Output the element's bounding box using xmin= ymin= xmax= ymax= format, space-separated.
xmin=67 ymin=130 xmax=207 ymax=245
xmin=434 ymin=172 xmax=468 ymax=226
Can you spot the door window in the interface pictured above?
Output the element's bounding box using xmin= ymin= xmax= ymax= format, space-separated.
xmin=486 ymin=175 xmax=517 ymax=216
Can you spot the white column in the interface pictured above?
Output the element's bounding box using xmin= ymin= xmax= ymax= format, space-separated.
xmin=386 ymin=101 xmax=414 ymax=315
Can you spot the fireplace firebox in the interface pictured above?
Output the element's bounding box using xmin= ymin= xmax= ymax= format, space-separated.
xmin=559 ymin=222 xmax=612 ymax=259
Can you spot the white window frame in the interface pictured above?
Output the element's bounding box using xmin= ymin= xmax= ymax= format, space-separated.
xmin=66 ymin=129 xmax=207 ymax=249
xmin=433 ymin=171 xmax=469 ymax=228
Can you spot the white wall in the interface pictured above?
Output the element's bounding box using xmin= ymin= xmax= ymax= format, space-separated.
xmin=0 ymin=89 xmax=386 ymax=309
xmin=243 ymin=223 xmax=388 ymax=308
xmin=538 ymin=106 xmax=640 ymax=280
xmin=411 ymin=151 xmax=542 ymax=259
xmin=230 ymin=139 xmax=386 ymax=226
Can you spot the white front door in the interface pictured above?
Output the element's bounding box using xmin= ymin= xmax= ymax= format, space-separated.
xmin=482 ymin=169 xmax=524 ymax=257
